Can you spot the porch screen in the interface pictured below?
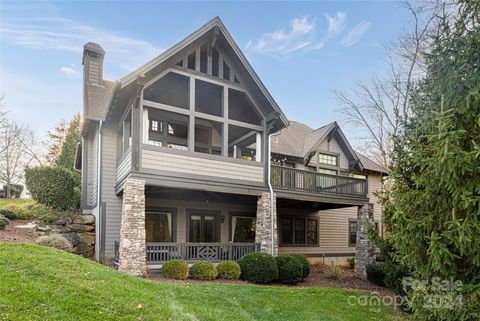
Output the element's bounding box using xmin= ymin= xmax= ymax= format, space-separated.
xmin=146 ymin=212 xmax=172 ymax=242
xmin=231 ymin=216 xmax=256 ymax=243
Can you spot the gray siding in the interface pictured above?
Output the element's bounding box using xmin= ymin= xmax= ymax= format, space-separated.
xmin=142 ymin=149 xmax=264 ymax=183
xmin=117 ymin=150 xmax=131 ymax=183
xmin=101 ymin=125 xmax=124 ymax=257
xmin=308 ymin=137 xmax=349 ymax=170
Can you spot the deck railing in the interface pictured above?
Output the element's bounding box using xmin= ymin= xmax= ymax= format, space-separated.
xmin=271 ymin=165 xmax=367 ymax=197
xmin=114 ymin=241 xmax=259 ymax=264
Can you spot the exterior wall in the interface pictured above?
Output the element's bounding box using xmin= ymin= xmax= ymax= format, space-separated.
xmin=141 ymin=148 xmax=264 ymax=184
xmin=117 ymin=150 xmax=131 ymax=183
xmin=145 ymin=198 xmax=256 ymax=243
xmin=278 ymin=172 xmax=384 ymax=260
xmin=101 ymin=125 xmax=124 ymax=258
xmin=85 ymin=134 xmax=95 ymax=207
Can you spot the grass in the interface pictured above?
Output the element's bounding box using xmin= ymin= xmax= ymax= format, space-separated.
xmin=0 ymin=243 xmax=406 ymax=321
xmin=0 ymin=198 xmax=33 ymax=208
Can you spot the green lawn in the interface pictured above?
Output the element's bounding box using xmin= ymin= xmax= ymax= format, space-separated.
xmin=0 ymin=243 xmax=406 ymax=321
xmin=0 ymin=198 xmax=33 ymax=208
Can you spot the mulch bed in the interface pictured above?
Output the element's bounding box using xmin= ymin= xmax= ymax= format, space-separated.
xmin=150 ymin=264 xmax=395 ymax=297
xmin=0 ymin=219 xmax=39 ymax=244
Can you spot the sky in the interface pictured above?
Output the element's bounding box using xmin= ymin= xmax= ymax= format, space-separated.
xmin=0 ymin=1 xmax=412 ymax=145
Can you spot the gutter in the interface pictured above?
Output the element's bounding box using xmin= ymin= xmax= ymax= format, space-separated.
xmin=267 ymin=131 xmax=281 ymax=256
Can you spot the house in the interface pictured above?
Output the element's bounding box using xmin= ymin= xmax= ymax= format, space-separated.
xmin=78 ymin=17 xmax=387 ymax=276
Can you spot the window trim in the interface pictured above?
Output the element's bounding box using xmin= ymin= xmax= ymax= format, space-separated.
xmin=145 ymin=207 xmax=177 ymax=243
xmin=318 ymin=152 xmax=338 ymax=166
xmin=228 ymin=212 xmax=256 ymax=243
xmin=279 ymin=216 xmax=319 ymax=247
xmin=348 ymin=218 xmax=379 ymax=247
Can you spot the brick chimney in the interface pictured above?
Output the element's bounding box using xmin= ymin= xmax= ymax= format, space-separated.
xmin=82 ymin=42 xmax=105 ymax=86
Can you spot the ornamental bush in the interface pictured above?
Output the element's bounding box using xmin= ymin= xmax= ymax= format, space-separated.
xmin=25 ymin=166 xmax=75 ymax=211
xmin=289 ymin=254 xmax=311 ymax=279
xmin=216 ymin=260 xmax=241 ymax=280
xmin=238 ymin=252 xmax=278 ymax=283
xmin=0 ymin=208 xmax=17 ymax=220
xmin=347 ymin=257 xmax=355 ymax=269
xmin=189 ymin=261 xmax=218 ymax=280
xmin=162 ymin=260 xmax=188 ymax=280
xmin=275 ymin=255 xmax=303 ymax=284
xmin=36 ymin=234 xmax=73 ymax=252
xmin=325 ymin=262 xmax=343 ymax=281
xmin=366 ymin=262 xmax=386 ymax=287
xmin=0 ymin=215 xmax=10 ymax=230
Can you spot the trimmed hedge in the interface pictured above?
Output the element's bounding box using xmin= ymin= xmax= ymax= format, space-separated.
xmin=0 ymin=208 xmax=17 ymax=220
xmin=289 ymin=254 xmax=311 ymax=279
xmin=238 ymin=252 xmax=278 ymax=283
xmin=275 ymin=255 xmax=303 ymax=284
xmin=216 ymin=260 xmax=241 ymax=280
xmin=0 ymin=215 xmax=10 ymax=230
xmin=190 ymin=261 xmax=218 ymax=280
xmin=162 ymin=260 xmax=188 ymax=280
xmin=36 ymin=234 xmax=72 ymax=252
xmin=25 ymin=166 xmax=75 ymax=211
xmin=366 ymin=262 xmax=386 ymax=287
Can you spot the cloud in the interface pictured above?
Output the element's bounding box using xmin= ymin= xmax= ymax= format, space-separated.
xmin=325 ymin=12 xmax=346 ymax=38
xmin=341 ymin=21 xmax=371 ymax=47
xmin=60 ymin=65 xmax=79 ymax=78
xmin=0 ymin=17 xmax=164 ymax=72
xmin=246 ymin=16 xmax=319 ymax=54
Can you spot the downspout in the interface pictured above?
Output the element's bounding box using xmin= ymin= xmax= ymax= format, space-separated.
xmin=96 ymin=120 xmax=103 ymax=262
xmin=267 ymin=131 xmax=281 ymax=256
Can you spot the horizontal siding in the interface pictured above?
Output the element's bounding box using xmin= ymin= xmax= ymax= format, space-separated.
xmin=116 ymin=151 xmax=131 ymax=183
xmin=308 ymin=137 xmax=349 ymax=170
xmin=142 ymin=149 xmax=264 ymax=183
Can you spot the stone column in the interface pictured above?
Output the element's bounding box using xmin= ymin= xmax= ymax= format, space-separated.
xmin=118 ymin=179 xmax=146 ymax=277
xmin=255 ymin=192 xmax=278 ymax=256
xmin=355 ymin=203 xmax=376 ymax=276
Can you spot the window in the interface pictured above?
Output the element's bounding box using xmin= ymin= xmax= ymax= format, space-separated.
xmin=318 ymin=153 xmax=338 ymax=166
xmin=228 ymin=89 xmax=262 ymax=125
xmin=353 ymin=174 xmax=367 ymax=180
xmin=146 ymin=109 xmax=188 ymax=150
xmin=223 ymin=61 xmax=230 ymax=80
xmin=231 ymin=215 xmax=256 ymax=243
xmin=349 ymin=220 xmax=357 ymax=246
xmin=195 ymin=80 xmax=223 ymax=117
xmin=195 ymin=118 xmax=222 ymax=155
xmin=280 ymin=217 xmax=318 ymax=245
xmin=318 ymin=168 xmax=337 ymax=175
xmin=143 ymin=72 xmax=189 ymax=109
xmin=228 ymin=124 xmax=260 ymax=162
xmin=117 ymin=109 xmax=131 ymax=159
xmin=353 ymin=174 xmax=367 ymax=193
xmin=145 ymin=211 xmax=174 ymax=242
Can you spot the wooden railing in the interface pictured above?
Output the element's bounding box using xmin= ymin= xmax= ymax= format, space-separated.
xmin=271 ymin=165 xmax=367 ymax=197
xmin=114 ymin=242 xmax=259 ymax=264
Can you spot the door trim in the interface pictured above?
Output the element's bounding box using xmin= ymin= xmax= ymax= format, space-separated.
xmin=186 ymin=209 xmax=221 ymax=242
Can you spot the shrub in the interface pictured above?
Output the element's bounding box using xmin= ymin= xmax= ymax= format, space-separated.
xmin=347 ymin=257 xmax=355 ymax=269
xmin=3 ymin=204 xmax=29 ymax=219
xmin=36 ymin=234 xmax=73 ymax=252
xmin=238 ymin=252 xmax=278 ymax=283
xmin=162 ymin=260 xmax=188 ymax=280
xmin=383 ymin=261 xmax=409 ymax=295
xmin=325 ymin=262 xmax=342 ymax=281
xmin=216 ymin=260 xmax=241 ymax=280
xmin=0 ymin=215 xmax=10 ymax=230
xmin=275 ymin=255 xmax=303 ymax=284
xmin=189 ymin=261 xmax=218 ymax=280
xmin=366 ymin=262 xmax=386 ymax=287
xmin=25 ymin=166 xmax=75 ymax=211
xmin=0 ymin=208 xmax=17 ymax=220
xmin=289 ymin=254 xmax=311 ymax=279
xmin=4 ymin=202 xmax=59 ymax=223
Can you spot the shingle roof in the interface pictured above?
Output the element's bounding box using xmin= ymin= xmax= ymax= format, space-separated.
xmin=84 ymin=80 xmax=117 ymax=120
xmin=271 ymin=120 xmax=388 ymax=174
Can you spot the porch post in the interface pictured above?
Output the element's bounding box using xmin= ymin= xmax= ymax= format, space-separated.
xmin=255 ymin=192 xmax=278 ymax=256
xmin=118 ymin=178 xmax=146 ymax=276
xmin=354 ymin=203 xmax=376 ymax=276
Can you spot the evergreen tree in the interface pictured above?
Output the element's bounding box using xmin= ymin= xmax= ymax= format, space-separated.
xmin=56 ymin=113 xmax=80 ymax=170
xmin=383 ymin=2 xmax=480 ymax=320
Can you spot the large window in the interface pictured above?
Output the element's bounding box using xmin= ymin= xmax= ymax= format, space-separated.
xmin=228 ymin=124 xmax=260 ymax=162
xmin=195 ymin=79 xmax=223 ymax=117
xmin=280 ymin=217 xmax=318 ymax=246
xmin=144 ymin=72 xmax=189 ymax=110
xmin=146 ymin=211 xmax=174 ymax=242
xmin=231 ymin=215 xmax=256 ymax=243
xmin=318 ymin=153 xmax=338 ymax=166
xmin=147 ymin=109 xmax=188 ymax=150
xmin=228 ymin=89 xmax=262 ymax=125
xmin=195 ymin=118 xmax=222 ymax=155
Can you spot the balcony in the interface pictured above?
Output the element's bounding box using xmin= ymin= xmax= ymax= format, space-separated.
xmin=271 ymin=165 xmax=367 ymax=197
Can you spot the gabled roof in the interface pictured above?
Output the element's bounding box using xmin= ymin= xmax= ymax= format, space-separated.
xmin=115 ymin=17 xmax=289 ymax=129
xmin=271 ymin=120 xmax=388 ymax=174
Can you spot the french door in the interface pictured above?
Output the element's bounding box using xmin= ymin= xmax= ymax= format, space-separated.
xmin=188 ymin=211 xmax=220 ymax=243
